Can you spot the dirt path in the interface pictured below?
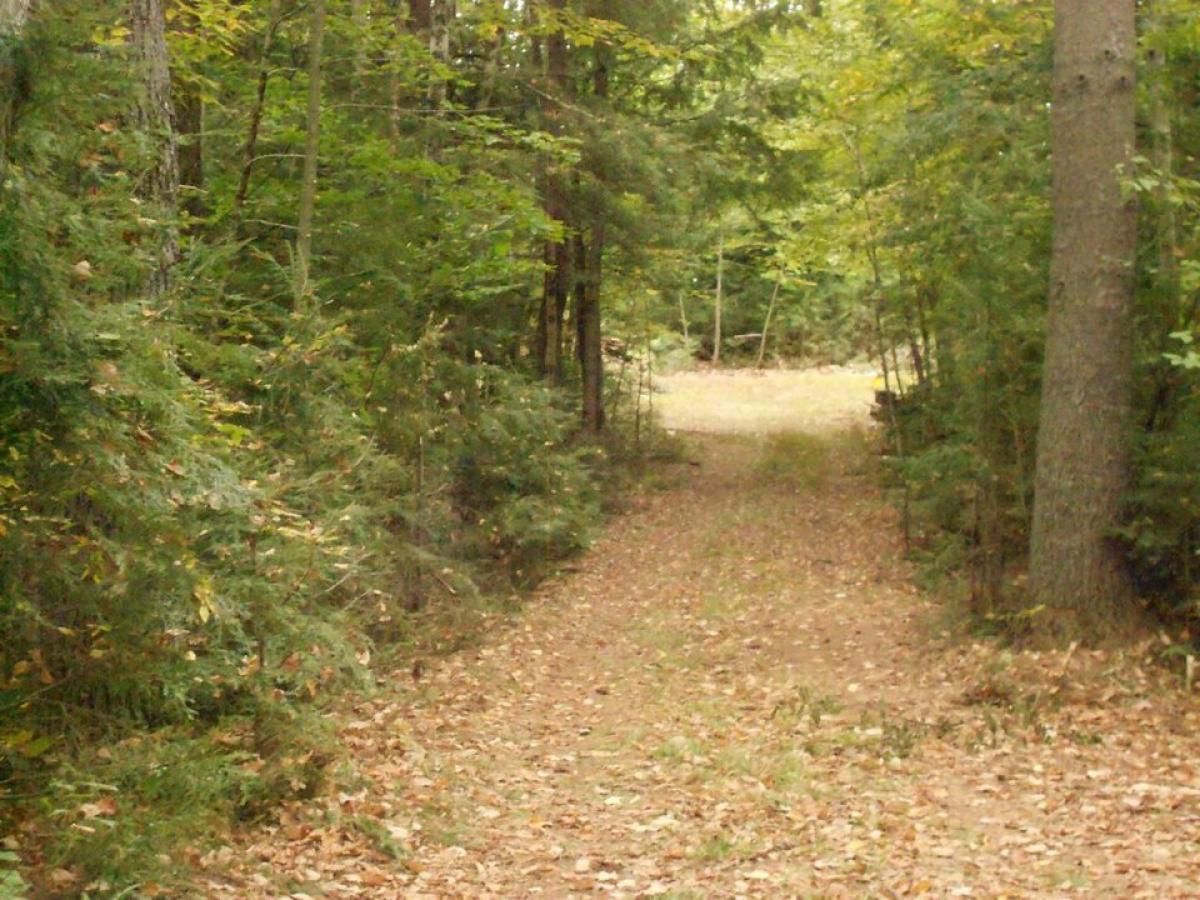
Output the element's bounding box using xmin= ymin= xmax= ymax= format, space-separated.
xmin=204 ymin=371 xmax=1200 ymax=898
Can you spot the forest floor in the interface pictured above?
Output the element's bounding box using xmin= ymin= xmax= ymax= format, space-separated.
xmin=200 ymin=369 xmax=1200 ymax=898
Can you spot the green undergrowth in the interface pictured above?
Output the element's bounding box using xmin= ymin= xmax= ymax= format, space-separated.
xmin=755 ymin=426 xmax=878 ymax=492
xmin=756 ymin=432 xmax=833 ymax=490
xmin=0 ymin=399 xmax=657 ymax=895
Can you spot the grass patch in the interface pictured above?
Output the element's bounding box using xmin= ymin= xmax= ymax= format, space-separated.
xmin=691 ymin=832 xmax=768 ymax=864
xmin=771 ymin=685 xmax=843 ymax=728
xmin=756 ymin=432 xmax=833 ymax=491
xmin=10 ymin=702 xmax=336 ymax=896
xmin=700 ymin=591 xmax=745 ymax=621
xmin=654 ymin=735 xmax=707 ymax=764
xmin=347 ymin=814 xmax=410 ymax=861
xmin=634 ymin=623 xmax=690 ymax=654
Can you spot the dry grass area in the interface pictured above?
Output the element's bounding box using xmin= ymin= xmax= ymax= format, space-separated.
xmin=653 ymin=366 xmax=876 ymax=435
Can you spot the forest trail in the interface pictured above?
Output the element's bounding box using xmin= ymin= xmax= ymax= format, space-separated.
xmin=204 ymin=371 xmax=1200 ymax=899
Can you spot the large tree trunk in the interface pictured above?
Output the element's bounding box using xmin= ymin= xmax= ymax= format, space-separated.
xmin=407 ymin=0 xmax=431 ymax=33
xmin=129 ymin=0 xmax=180 ymax=298
xmin=294 ymin=0 xmax=327 ymax=307
xmin=1029 ymin=0 xmax=1137 ymax=636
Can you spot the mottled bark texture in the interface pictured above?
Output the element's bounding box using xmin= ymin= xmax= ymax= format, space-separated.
xmin=0 ymin=0 xmax=29 ymax=31
xmin=407 ymin=0 xmax=431 ymax=33
xmin=0 ymin=0 xmax=31 ymax=170
xmin=129 ymin=0 xmax=180 ymax=297
xmin=1029 ymin=0 xmax=1137 ymax=635
xmin=175 ymin=87 xmax=204 ymax=218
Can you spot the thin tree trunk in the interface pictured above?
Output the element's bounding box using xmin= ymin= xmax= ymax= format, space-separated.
xmin=175 ymin=87 xmax=204 ymax=219
xmin=574 ymin=229 xmax=587 ymax=366
xmin=349 ymin=0 xmax=369 ymax=101
xmin=429 ymin=0 xmax=455 ymax=110
xmin=712 ymin=235 xmax=724 ymax=366
xmin=0 ymin=0 xmax=31 ymax=174
xmin=476 ymin=21 xmax=504 ymax=111
xmin=1029 ymin=0 xmax=1137 ymax=636
xmin=916 ymin=281 xmax=934 ymax=383
xmin=129 ymin=0 xmax=180 ymax=298
xmin=905 ymin=307 xmax=926 ymax=386
xmin=580 ymin=223 xmax=604 ymax=431
xmin=755 ymin=271 xmax=782 ymax=369
xmin=294 ymin=0 xmax=327 ymax=307
xmin=577 ymin=39 xmax=608 ymax=430
xmin=873 ymin=295 xmax=892 ymax=397
xmin=1147 ymin=0 xmax=1179 ymax=327
xmin=537 ymin=0 xmax=569 ymax=385
xmin=234 ymin=0 xmax=283 ymax=218
xmin=847 ymin=128 xmax=891 ymax=394
xmin=678 ymin=292 xmax=689 ymax=341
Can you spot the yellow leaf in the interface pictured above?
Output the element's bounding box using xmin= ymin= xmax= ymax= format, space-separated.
xmin=194 ymin=576 xmax=217 ymax=624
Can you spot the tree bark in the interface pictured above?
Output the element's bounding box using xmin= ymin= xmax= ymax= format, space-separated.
xmin=578 ymin=42 xmax=608 ymax=430
xmin=0 ymin=0 xmax=31 ymax=172
xmin=0 ymin=0 xmax=29 ymax=30
xmin=175 ymin=87 xmax=204 ymax=219
xmin=129 ymin=0 xmax=180 ymax=298
xmin=234 ymin=0 xmax=283 ymax=218
xmin=537 ymin=0 xmax=570 ymax=386
xmin=1029 ymin=0 xmax=1137 ymax=636
xmin=755 ymin=271 xmax=782 ymax=369
xmin=294 ymin=0 xmax=327 ymax=307
xmin=429 ymin=0 xmax=455 ymax=109
xmin=712 ymin=235 xmax=724 ymax=366
xmin=580 ymin=223 xmax=604 ymax=431
xmin=407 ymin=0 xmax=431 ymax=33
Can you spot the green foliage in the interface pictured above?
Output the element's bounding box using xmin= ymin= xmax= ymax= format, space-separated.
xmin=0 ymin=1 xmax=631 ymax=889
xmin=756 ymin=431 xmax=832 ymax=492
xmin=451 ymin=372 xmax=600 ymax=580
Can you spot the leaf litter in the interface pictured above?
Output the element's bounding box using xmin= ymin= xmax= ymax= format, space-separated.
xmin=197 ymin=371 xmax=1200 ymax=898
